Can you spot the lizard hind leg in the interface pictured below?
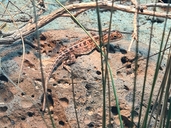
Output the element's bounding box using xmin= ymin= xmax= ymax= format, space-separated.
xmin=62 ymin=53 xmax=76 ymax=73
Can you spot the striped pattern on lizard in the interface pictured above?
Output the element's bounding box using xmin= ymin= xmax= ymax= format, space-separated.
xmin=42 ymin=30 xmax=123 ymax=111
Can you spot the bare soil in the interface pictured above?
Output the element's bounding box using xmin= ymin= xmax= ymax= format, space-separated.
xmin=0 ymin=29 xmax=166 ymax=128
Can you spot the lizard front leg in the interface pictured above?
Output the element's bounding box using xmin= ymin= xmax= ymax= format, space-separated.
xmin=62 ymin=53 xmax=76 ymax=73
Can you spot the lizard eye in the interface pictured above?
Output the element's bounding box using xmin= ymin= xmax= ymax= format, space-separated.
xmin=113 ymin=35 xmax=117 ymax=39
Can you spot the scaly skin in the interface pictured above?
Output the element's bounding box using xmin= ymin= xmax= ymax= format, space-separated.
xmin=42 ymin=30 xmax=123 ymax=111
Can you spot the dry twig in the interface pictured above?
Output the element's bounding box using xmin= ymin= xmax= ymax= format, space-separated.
xmin=128 ymin=0 xmax=138 ymax=51
xmin=0 ymin=1 xmax=171 ymax=44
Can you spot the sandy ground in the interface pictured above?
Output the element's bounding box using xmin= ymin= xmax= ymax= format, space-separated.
xmin=0 ymin=0 xmax=170 ymax=128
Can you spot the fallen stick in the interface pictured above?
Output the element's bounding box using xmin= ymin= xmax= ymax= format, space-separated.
xmin=0 ymin=1 xmax=170 ymax=44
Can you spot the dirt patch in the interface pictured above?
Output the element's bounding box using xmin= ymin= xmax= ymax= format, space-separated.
xmin=0 ymin=29 xmax=166 ymax=127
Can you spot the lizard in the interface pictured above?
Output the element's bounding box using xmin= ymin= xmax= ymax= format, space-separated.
xmin=42 ymin=30 xmax=123 ymax=111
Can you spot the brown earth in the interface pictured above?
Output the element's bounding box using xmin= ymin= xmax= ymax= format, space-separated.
xmin=0 ymin=29 xmax=166 ymax=128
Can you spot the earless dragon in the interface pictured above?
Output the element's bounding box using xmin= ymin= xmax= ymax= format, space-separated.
xmin=42 ymin=30 xmax=123 ymax=111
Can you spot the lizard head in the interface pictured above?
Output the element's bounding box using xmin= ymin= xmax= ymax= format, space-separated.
xmin=109 ymin=30 xmax=123 ymax=41
xmin=102 ymin=30 xmax=123 ymax=45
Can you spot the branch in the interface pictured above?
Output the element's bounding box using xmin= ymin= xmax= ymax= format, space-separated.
xmin=144 ymin=3 xmax=171 ymax=7
xmin=0 ymin=1 xmax=170 ymax=44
